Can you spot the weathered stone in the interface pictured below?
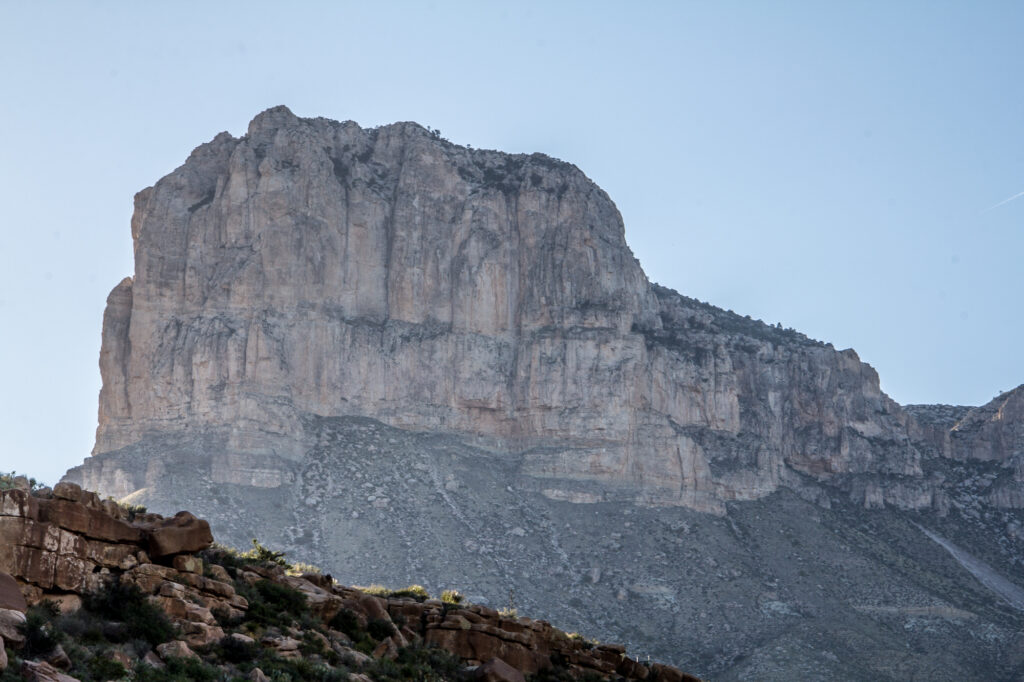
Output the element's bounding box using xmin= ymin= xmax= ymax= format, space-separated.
xmin=46 ymin=644 xmax=72 ymax=670
xmin=0 ymin=638 xmax=6 ymax=672
xmin=172 ymin=554 xmax=203 ymax=574
xmin=40 ymin=594 xmax=83 ymax=615
xmin=181 ymin=621 xmax=224 ymax=647
xmin=141 ymin=651 xmax=164 ymax=668
xmin=0 ymin=608 xmax=26 ymax=644
xmin=156 ymin=640 xmax=199 ymax=661
xmin=146 ymin=512 xmax=213 ymax=557
xmin=206 ymin=564 xmax=231 ymax=582
xmin=475 ymin=657 xmax=526 ymax=682
xmin=0 ymin=489 xmax=39 ymax=520
xmin=0 ymin=572 xmax=27 ymax=612
xmin=372 ymin=636 xmax=398 ymax=660
xmin=248 ymin=668 xmax=270 ymax=682
xmin=21 ymin=660 xmax=81 ymax=682
xmin=37 ymin=499 xmax=142 ymax=544
xmin=51 ymin=483 xmax=83 ymax=503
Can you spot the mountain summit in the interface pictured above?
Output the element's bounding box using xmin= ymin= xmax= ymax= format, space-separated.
xmin=67 ymin=108 xmax=1024 ymax=679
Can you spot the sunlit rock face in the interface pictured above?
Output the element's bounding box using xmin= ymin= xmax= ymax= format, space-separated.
xmin=77 ymin=106 xmax=926 ymax=512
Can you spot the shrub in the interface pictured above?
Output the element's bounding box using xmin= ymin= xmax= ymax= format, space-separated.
xmin=244 ymin=538 xmax=291 ymax=568
xmin=236 ymin=579 xmax=308 ymax=628
xmin=215 ymin=634 xmax=261 ymax=664
xmin=441 ymin=589 xmax=464 ymax=605
xmin=133 ymin=655 xmax=222 ymax=682
xmin=83 ymin=581 xmax=175 ymax=645
xmin=366 ymin=618 xmax=395 ymax=641
xmin=359 ymin=584 xmax=391 ymax=597
xmin=20 ymin=601 xmax=62 ymax=658
xmin=114 ymin=500 xmax=147 ymax=521
xmin=255 ymin=650 xmax=348 ymax=682
xmin=357 ymin=584 xmax=431 ymax=601
xmin=328 ymin=608 xmax=378 ymax=653
xmin=365 ymin=643 xmax=466 ymax=682
xmin=389 ymin=584 xmax=430 ymax=601
xmin=87 ymin=654 xmax=128 ymax=680
xmin=287 ymin=561 xmax=323 ymax=576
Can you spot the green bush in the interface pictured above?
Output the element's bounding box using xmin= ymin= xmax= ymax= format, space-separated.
xmin=215 ymin=634 xmax=261 ymax=664
xmin=366 ymin=618 xmax=395 ymax=642
xmin=82 ymin=581 xmax=175 ymax=646
xmin=244 ymin=538 xmax=291 ymax=568
xmin=235 ymin=579 xmax=308 ymax=628
xmin=133 ymin=656 xmax=222 ymax=682
xmin=87 ymin=654 xmax=128 ymax=680
xmin=20 ymin=601 xmax=62 ymax=658
xmin=328 ymin=608 xmax=376 ymax=653
xmin=255 ymin=650 xmax=348 ymax=682
xmin=389 ymin=584 xmax=430 ymax=601
xmin=440 ymin=589 xmax=463 ymax=605
xmin=365 ymin=643 xmax=466 ymax=682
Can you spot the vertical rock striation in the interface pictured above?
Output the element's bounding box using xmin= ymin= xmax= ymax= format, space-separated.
xmin=75 ymin=106 xmax=949 ymax=513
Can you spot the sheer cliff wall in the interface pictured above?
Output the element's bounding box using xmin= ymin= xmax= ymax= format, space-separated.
xmin=78 ymin=107 xmax=929 ymax=513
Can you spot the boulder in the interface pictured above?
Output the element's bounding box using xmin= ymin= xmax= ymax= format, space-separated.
xmin=0 ymin=608 xmax=26 ymax=644
xmin=46 ymin=644 xmax=72 ymax=670
xmin=146 ymin=512 xmax=213 ymax=557
xmin=156 ymin=640 xmax=199 ymax=661
xmin=44 ymin=594 xmax=83 ymax=615
xmin=248 ymin=668 xmax=270 ymax=682
xmin=475 ymin=658 xmax=526 ymax=682
xmin=372 ymin=636 xmax=398 ymax=660
xmin=172 ymin=554 xmax=203 ymax=574
xmin=20 ymin=660 xmax=81 ymax=682
xmin=0 ymin=571 xmax=27 ymax=612
xmin=51 ymin=482 xmax=83 ymax=503
xmin=0 ymin=489 xmax=39 ymax=520
xmin=206 ymin=564 xmax=231 ymax=582
xmin=37 ymin=498 xmax=143 ymax=544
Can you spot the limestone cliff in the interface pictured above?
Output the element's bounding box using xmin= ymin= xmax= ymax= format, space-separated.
xmin=80 ymin=106 xmax=935 ymax=513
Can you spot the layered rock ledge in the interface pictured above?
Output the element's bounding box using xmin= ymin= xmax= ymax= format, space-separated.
xmin=0 ymin=481 xmax=698 ymax=681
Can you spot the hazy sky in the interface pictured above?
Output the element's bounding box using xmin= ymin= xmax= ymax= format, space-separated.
xmin=2 ymin=2 xmax=1022 ymax=485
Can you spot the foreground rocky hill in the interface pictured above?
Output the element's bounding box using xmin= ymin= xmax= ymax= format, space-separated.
xmin=65 ymin=108 xmax=1024 ymax=679
xmin=0 ymin=478 xmax=697 ymax=681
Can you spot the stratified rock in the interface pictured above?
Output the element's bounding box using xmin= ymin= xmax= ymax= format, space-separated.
xmin=145 ymin=512 xmax=213 ymax=557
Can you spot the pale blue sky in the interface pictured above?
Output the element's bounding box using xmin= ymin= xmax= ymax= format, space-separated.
xmin=2 ymin=2 xmax=1022 ymax=485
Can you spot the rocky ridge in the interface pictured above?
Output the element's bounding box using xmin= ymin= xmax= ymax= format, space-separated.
xmin=0 ymin=478 xmax=697 ymax=681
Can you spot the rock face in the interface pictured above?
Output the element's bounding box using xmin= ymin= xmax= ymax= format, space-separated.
xmin=81 ymin=106 xmax=933 ymax=513
xmin=65 ymin=108 xmax=1024 ymax=679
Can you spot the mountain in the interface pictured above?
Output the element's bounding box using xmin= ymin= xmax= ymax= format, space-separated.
xmin=65 ymin=107 xmax=1024 ymax=680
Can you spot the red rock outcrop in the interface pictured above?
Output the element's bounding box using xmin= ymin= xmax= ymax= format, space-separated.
xmin=0 ymin=481 xmax=699 ymax=680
